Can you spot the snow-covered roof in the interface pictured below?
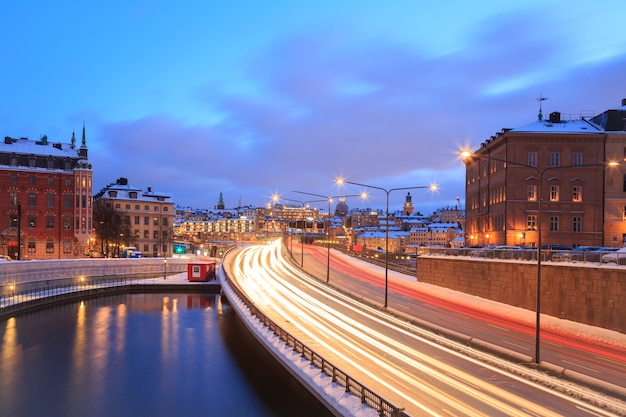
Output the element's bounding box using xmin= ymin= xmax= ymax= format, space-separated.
xmin=511 ymin=118 xmax=603 ymax=134
xmin=0 ymin=136 xmax=79 ymax=158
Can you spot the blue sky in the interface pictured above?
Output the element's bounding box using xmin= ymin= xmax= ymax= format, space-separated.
xmin=2 ymin=1 xmax=626 ymax=213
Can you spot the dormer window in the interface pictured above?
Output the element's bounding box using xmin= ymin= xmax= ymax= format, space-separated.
xmin=108 ymin=191 xmax=118 ymax=198
xmin=129 ymin=191 xmax=138 ymax=198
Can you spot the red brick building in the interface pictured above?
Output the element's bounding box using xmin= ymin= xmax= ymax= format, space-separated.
xmin=0 ymin=127 xmax=93 ymax=259
xmin=463 ymin=100 xmax=626 ymax=248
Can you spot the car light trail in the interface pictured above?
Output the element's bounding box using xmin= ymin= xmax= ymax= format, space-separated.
xmin=228 ymin=241 xmax=623 ymax=416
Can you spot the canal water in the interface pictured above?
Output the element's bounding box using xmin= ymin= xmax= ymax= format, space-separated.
xmin=0 ymin=293 xmax=333 ymax=417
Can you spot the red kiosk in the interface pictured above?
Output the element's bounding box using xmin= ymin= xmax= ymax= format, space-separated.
xmin=187 ymin=262 xmax=216 ymax=282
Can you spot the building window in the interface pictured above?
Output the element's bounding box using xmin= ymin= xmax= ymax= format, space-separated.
xmin=125 ymin=204 xmax=131 ymax=209
xmin=46 ymin=241 xmax=54 ymax=253
xmin=129 ymin=192 xmax=137 ymax=198
xmin=46 ymin=214 xmax=55 ymax=229
xmin=115 ymin=203 xmax=121 ymax=209
xmin=623 ymin=206 xmax=626 ymax=220
xmin=163 ymin=218 xmax=168 ymax=226
xmin=29 ymin=175 xmax=36 ymax=184
xmin=527 ymin=184 xmax=537 ymax=201
xmin=527 ymin=215 xmax=537 ymax=230
xmin=64 ymin=216 xmax=72 ymax=229
xmin=550 ymin=185 xmax=559 ymax=201
xmin=64 ymin=195 xmax=72 ymax=209
xmin=46 ymin=193 xmax=55 ymax=208
xmin=27 ymin=193 xmax=36 ymax=206
xmin=135 ymin=204 xmax=140 ymax=210
xmin=550 ymin=152 xmax=560 ymax=167
xmin=47 ymin=177 xmax=54 ymax=185
xmin=28 ymin=215 xmax=36 ymax=228
xmin=528 ymin=152 xmax=537 ymax=167
xmin=108 ymin=191 xmax=117 ymax=198
xmin=153 ymin=217 xmax=159 ymax=226
xmin=134 ymin=229 xmax=139 ymax=238
xmin=134 ymin=216 xmax=140 ymax=225
xmin=144 ymin=244 xmax=149 ymax=252
xmin=63 ymin=241 xmax=72 ymax=253
xmin=573 ymin=216 xmax=582 ymax=232
xmin=10 ymin=156 xmax=17 ymax=166
xmin=623 ymin=175 xmax=626 ymax=192
xmin=29 ymin=159 xmax=36 ymax=168
xmin=9 ymin=213 xmax=18 ymax=228
xmin=163 ymin=207 xmax=169 ymax=212
xmin=153 ymin=244 xmax=158 ymax=254
xmin=28 ymin=241 xmax=36 ymax=253
xmin=144 ymin=230 xmax=149 ymax=238
xmin=153 ymin=230 xmax=159 ymax=239
xmin=124 ymin=216 xmax=130 ymax=225
xmin=9 ymin=191 xmax=17 ymax=206
xmin=9 ymin=175 xmax=17 ymax=184
xmin=64 ymin=178 xmax=72 ymax=187
xmin=573 ymin=152 xmax=583 ymax=166
xmin=549 ymin=216 xmax=559 ymax=232
xmin=144 ymin=216 xmax=149 ymax=225
xmin=572 ymin=186 xmax=582 ymax=202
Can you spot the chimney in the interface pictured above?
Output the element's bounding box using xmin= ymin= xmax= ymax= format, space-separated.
xmin=549 ymin=111 xmax=561 ymax=123
xmin=117 ymin=177 xmax=128 ymax=185
xmin=622 ymin=98 xmax=626 ymax=107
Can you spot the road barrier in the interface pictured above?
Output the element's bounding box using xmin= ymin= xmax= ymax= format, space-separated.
xmin=220 ymin=250 xmax=409 ymax=417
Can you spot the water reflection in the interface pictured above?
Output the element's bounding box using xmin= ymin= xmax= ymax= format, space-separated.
xmin=0 ymin=293 xmax=332 ymax=417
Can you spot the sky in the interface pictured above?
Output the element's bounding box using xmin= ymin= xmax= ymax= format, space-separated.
xmin=2 ymin=1 xmax=626 ymax=214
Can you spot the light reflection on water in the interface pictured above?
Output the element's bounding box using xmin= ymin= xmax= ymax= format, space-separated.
xmin=0 ymin=293 xmax=332 ymax=417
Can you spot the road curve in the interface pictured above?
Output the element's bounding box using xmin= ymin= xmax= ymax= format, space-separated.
xmin=227 ymin=240 xmax=626 ymax=417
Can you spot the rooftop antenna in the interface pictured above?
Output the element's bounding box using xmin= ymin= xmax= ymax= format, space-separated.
xmin=537 ymin=93 xmax=548 ymax=120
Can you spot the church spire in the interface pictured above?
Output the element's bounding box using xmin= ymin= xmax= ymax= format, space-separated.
xmin=78 ymin=123 xmax=88 ymax=159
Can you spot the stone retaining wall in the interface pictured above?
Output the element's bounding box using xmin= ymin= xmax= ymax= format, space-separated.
xmin=417 ymin=256 xmax=625 ymax=333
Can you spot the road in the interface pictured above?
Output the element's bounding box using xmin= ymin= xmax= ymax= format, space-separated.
xmin=295 ymin=244 xmax=626 ymax=390
xmin=227 ymin=240 xmax=626 ymax=416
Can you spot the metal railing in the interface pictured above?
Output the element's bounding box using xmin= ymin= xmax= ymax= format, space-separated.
xmin=0 ymin=267 xmax=189 ymax=314
xmin=221 ymin=259 xmax=408 ymax=417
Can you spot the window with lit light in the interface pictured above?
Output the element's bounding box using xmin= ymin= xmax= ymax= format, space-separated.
xmin=527 ymin=215 xmax=537 ymax=230
xmin=527 ymin=184 xmax=537 ymax=201
xmin=550 ymin=185 xmax=559 ymax=201
xmin=572 ymin=186 xmax=582 ymax=202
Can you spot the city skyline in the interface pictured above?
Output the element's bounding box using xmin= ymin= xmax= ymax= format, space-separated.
xmin=2 ymin=1 xmax=625 ymax=212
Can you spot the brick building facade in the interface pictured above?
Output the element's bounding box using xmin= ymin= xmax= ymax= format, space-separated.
xmin=0 ymin=127 xmax=93 ymax=259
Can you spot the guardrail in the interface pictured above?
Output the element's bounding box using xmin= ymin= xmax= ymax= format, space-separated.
xmin=417 ymin=247 xmax=626 ymax=264
xmin=221 ymin=254 xmax=409 ymax=417
xmin=0 ymin=262 xmax=189 ymax=317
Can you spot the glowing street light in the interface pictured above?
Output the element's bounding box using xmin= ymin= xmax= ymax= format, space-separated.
xmin=292 ymin=191 xmax=365 ymax=283
xmin=460 ymin=149 xmax=615 ymax=363
xmin=336 ymin=177 xmax=438 ymax=308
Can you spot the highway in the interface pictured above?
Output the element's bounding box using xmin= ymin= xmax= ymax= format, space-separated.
xmin=227 ymin=240 xmax=626 ymax=416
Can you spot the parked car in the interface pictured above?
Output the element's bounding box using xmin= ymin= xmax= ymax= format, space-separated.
xmin=0 ymin=255 xmax=13 ymax=262
xmin=601 ymin=247 xmax=626 ymax=264
xmin=552 ymin=246 xmax=602 ymax=262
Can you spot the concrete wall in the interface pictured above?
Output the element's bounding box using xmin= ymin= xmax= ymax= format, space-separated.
xmin=417 ymin=256 xmax=625 ymax=333
xmin=0 ymin=257 xmax=190 ymax=287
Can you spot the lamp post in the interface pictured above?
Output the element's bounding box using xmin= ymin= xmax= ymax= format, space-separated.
xmin=460 ymin=150 xmax=613 ymax=363
xmin=292 ymin=191 xmax=364 ymax=283
xmin=335 ymin=178 xmax=438 ymax=308
xmin=273 ymin=196 xmax=328 ymax=268
xmin=16 ymin=201 xmax=21 ymax=260
xmin=163 ymin=258 xmax=167 ymax=280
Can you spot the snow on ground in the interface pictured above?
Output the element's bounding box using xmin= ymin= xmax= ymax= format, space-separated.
xmin=331 ymin=250 xmax=626 ymax=349
xmin=217 ymin=264 xmax=382 ymax=417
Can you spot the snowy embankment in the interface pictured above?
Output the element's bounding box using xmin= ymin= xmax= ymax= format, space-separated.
xmin=217 ymin=262 xmax=387 ymax=417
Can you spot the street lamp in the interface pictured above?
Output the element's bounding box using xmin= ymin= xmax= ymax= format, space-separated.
xmin=335 ymin=178 xmax=438 ymax=308
xmin=460 ymin=150 xmax=615 ymax=363
xmin=163 ymin=258 xmax=167 ymax=280
xmin=273 ymin=195 xmax=328 ymax=268
xmin=292 ymin=191 xmax=365 ymax=283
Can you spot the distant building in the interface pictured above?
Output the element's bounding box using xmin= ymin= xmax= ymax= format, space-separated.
xmin=0 ymin=127 xmax=92 ymax=259
xmin=94 ymin=178 xmax=174 ymax=257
